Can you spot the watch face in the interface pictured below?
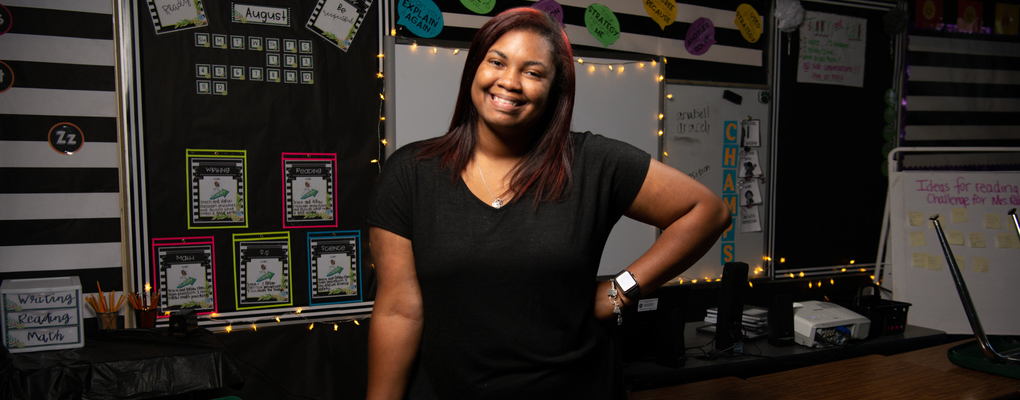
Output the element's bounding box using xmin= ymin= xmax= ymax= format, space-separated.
xmin=616 ymin=271 xmax=637 ymax=290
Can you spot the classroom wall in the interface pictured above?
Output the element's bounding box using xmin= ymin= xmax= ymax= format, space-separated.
xmin=6 ymin=0 xmax=1016 ymax=337
xmin=0 ymin=1 xmax=124 ymax=309
xmin=903 ymin=3 xmax=1020 ymax=146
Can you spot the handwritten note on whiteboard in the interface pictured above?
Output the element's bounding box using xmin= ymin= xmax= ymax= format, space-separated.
xmin=797 ymin=11 xmax=866 ymax=87
xmin=890 ymin=171 xmax=1020 ymax=334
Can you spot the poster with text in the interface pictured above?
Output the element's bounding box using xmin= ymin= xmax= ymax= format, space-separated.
xmin=797 ymin=11 xmax=866 ymax=87
xmin=306 ymin=0 xmax=374 ymax=51
xmin=152 ymin=237 xmax=216 ymax=314
xmin=233 ymin=232 xmax=292 ymax=310
xmin=147 ymin=0 xmax=209 ymax=34
xmin=307 ymin=231 xmax=362 ymax=304
xmin=187 ymin=149 xmax=247 ymax=229
xmin=282 ymin=153 xmax=337 ymax=228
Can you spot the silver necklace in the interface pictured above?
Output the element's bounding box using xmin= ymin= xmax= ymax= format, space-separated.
xmin=476 ymin=162 xmax=504 ymax=209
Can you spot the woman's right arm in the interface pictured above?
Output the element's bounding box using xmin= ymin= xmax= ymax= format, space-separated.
xmin=366 ymin=226 xmax=424 ymax=400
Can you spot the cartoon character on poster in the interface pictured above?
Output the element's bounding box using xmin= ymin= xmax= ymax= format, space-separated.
xmin=317 ymin=254 xmax=357 ymax=296
xmin=166 ymin=264 xmax=213 ymax=309
xmin=246 ymin=259 xmax=287 ymax=302
xmin=292 ymin=176 xmax=330 ymax=219
xmin=199 ymin=176 xmax=241 ymax=220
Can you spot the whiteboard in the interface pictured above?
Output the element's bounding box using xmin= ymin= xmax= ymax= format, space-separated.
xmin=391 ymin=43 xmax=660 ymax=276
xmin=663 ymin=84 xmax=770 ymax=281
xmin=889 ymin=148 xmax=1020 ymax=335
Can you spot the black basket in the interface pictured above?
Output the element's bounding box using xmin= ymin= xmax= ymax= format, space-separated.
xmin=848 ymin=284 xmax=911 ymax=338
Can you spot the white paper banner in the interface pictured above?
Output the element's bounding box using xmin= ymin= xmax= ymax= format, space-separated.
xmin=797 ymin=11 xmax=866 ymax=87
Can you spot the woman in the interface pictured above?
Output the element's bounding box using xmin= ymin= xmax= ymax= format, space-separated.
xmin=367 ymin=7 xmax=730 ymax=400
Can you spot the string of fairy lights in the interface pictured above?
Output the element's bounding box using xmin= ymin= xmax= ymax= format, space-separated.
xmin=201 ymin=32 xmax=872 ymax=333
xmin=375 ymin=38 xmax=670 ymax=158
xmin=205 ymin=307 xmax=368 ymax=333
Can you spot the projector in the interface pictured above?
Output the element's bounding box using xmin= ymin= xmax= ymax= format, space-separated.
xmin=793 ymin=301 xmax=871 ymax=347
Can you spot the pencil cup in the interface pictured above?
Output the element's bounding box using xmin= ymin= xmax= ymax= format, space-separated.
xmin=135 ymin=308 xmax=157 ymax=328
xmin=97 ymin=312 xmax=118 ymax=330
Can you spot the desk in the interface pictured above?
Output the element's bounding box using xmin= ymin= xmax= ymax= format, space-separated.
xmin=624 ymin=322 xmax=948 ymax=391
xmin=629 ymin=339 xmax=1020 ymax=400
xmin=1 ymin=328 xmax=244 ymax=400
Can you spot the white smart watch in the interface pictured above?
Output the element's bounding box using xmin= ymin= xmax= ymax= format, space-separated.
xmin=613 ymin=270 xmax=641 ymax=299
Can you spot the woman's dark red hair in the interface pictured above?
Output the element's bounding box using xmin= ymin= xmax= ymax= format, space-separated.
xmin=416 ymin=7 xmax=576 ymax=205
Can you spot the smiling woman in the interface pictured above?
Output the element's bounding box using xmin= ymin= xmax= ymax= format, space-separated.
xmin=470 ymin=30 xmax=554 ymax=142
xmin=366 ymin=7 xmax=730 ymax=400
xmin=466 ymin=29 xmax=555 ymax=206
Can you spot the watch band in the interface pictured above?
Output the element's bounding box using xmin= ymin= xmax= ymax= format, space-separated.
xmin=614 ymin=270 xmax=641 ymax=299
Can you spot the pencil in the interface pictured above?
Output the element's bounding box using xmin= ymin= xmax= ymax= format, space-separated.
xmin=114 ymin=293 xmax=126 ymax=311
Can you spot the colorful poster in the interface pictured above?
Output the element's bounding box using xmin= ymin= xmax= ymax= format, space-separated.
xmin=146 ymin=0 xmax=208 ymax=34
xmin=307 ymin=231 xmax=362 ymax=304
xmin=734 ymin=3 xmax=762 ymax=44
xmin=306 ymin=0 xmax=374 ymax=51
xmin=282 ymin=153 xmax=337 ymax=228
xmin=915 ymin=0 xmax=944 ymax=29
xmin=186 ymin=149 xmax=247 ymax=229
xmin=720 ymin=120 xmax=739 ymax=265
xmin=957 ymin=0 xmax=983 ymax=33
xmin=797 ymin=11 xmax=867 ymax=87
xmin=995 ymin=3 xmax=1020 ymax=35
xmin=396 ymin=0 xmax=443 ymax=38
xmin=233 ymin=232 xmax=292 ymax=310
xmin=584 ymin=4 xmax=620 ymax=48
xmin=152 ymin=237 xmax=216 ymax=314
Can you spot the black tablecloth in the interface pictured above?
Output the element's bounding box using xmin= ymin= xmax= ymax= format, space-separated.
xmin=1 ymin=328 xmax=244 ymax=400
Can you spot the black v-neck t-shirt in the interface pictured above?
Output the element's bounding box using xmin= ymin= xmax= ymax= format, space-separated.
xmin=368 ymin=132 xmax=650 ymax=399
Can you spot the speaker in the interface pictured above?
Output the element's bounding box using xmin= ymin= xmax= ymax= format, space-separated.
xmin=654 ymin=307 xmax=686 ymax=368
xmin=714 ymin=262 xmax=748 ymax=352
xmin=768 ymin=294 xmax=795 ymax=347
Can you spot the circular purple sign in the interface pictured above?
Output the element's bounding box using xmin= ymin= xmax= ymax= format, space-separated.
xmin=532 ymin=0 xmax=564 ymax=26
xmin=685 ymin=17 xmax=716 ymax=56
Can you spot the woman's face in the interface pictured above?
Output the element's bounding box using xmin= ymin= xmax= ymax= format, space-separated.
xmin=471 ymin=29 xmax=555 ymax=140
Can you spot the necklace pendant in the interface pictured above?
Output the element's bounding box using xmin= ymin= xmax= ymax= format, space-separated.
xmin=491 ymin=198 xmax=503 ymax=209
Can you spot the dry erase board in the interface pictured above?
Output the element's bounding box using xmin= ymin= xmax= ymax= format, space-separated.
xmin=663 ymin=84 xmax=770 ymax=281
xmin=889 ymin=168 xmax=1020 ymax=335
xmin=390 ymin=43 xmax=661 ymax=277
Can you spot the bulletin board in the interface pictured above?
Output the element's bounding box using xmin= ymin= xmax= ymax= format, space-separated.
xmin=121 ymin=0 xmax=381 ymax=324
xmin=663 ymin=84 xmax=771 ymax=281
xmin=888 ymin=148 xmax=1020 ymax=335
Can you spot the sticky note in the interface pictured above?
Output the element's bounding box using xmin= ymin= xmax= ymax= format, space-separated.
xmin=947 ymin=230 xmax=965 ymax=246
xmin=909 ymin=211 xmax=925 ymax=227
xmin=996 ymin=233 xmax=1020 ymax=249
xmin=954 ymin=254 xmax=966 ymax=271
xmin=909 ymin=231 xmax=927 ymax=247
xmin=926 ymin=254 xmax=943 ymax=271
xmin=984 ymin=214 xmax=1002 ymax=229
xmin=951 ymin=208 xmax=968 ymax=224
xmin=973 ymin=257 xmax=990 ymax=273
xmin=969 ymin=232 xmax=987 ymax=248
xmin=912 ymin=252 xmax=927 ymax=268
